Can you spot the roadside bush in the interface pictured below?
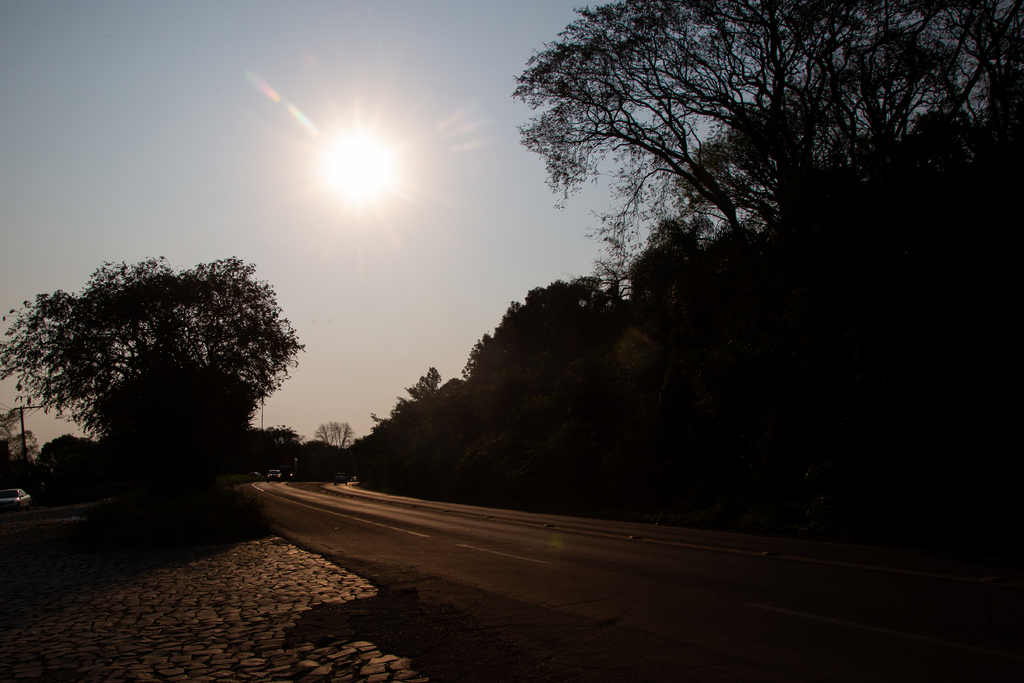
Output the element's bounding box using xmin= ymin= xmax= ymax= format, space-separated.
xmin=37 ymin=482 xmax=133 ymax=508
xmin=71 ymin=485 xmax=269 ymax=551
xmin=214 ymin=473 xmax=264 ymax=487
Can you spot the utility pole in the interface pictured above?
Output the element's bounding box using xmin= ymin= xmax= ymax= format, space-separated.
xmin=18 ymin=405 xmax=28 ymax=465
xmin=5 ymin=403 xmax=41 ymax=465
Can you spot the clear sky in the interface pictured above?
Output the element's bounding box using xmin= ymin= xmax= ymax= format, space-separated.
xmin=1 ymin=1 xmax=614 ymax=446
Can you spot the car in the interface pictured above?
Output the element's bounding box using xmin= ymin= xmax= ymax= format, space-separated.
xmin=333 ymin=472 xmax=347 ymax=485
xmin=247 ymin=471 xmax=261 ymax=478
xmin=266 ymin=469 xmax=282 ymax=482
xmin=349 ymin=476 xmax=359 ymax=484
xmin=0 ymin=488 xmax=32 ymax=512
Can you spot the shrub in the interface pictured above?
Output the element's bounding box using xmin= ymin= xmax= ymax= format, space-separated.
xmin=72 ymin=485 xmax=270 ymax=551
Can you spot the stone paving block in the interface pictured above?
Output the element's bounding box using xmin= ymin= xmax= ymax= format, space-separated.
xmin=0 ymin=508 xmax=428 ymax=683
xmin=13 ymin=670 xmax=43 ymax=679
xmin=392 ymin=657 xmax=414 ymax=670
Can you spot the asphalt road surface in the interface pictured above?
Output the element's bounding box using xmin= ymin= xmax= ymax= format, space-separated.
xmin=253 ymin=482 xmax=1024 ymax=682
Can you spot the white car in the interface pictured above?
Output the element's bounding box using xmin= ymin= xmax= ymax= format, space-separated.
xmin=0 ymin=488 xmax=32 ymax=512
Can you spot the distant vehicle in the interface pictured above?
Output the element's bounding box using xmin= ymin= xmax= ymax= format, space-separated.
xmin=278 ymin=464 xmax=295 ymax=481
xmin=333 ymin=472 xmax=347 ymax=485
xmin=266 ymin=469 xmax=282 ymax=482
xmin=0 ymin=488 xmax=32 ymax=512
xmin=349 ymin=476 xmax=359 ymax=484
xmin=247 ymin=471 xmax=261 ymax=478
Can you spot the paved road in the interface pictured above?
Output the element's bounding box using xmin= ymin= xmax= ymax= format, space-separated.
xmin=254 ymin=482 xmax=1024 ymax=683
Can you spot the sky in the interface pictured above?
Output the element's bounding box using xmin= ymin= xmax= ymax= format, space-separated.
xmin=0 ymin=1 xmax=617 ymax=447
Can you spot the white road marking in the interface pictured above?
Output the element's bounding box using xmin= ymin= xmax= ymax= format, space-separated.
xmin=746 ymin=603 xmax=1024 ymax=661
xmin=253 ymin=484 xmax=430 ymax=538
xmin=456 ymin=543 xmax=551 ymax=564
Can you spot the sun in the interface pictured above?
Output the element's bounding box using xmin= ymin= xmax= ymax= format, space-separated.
xmin=323 ymin=134 xmax=396 ymax=203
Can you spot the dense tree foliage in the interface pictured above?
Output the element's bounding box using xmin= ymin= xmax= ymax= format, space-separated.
xmin=355 ymin=0 xmax=1021 ymax=554
xmin=32 ymin=434 xmax=129 ymax=504
xmin=1 ymin=258 xmax=303 ymax=491
xmin=357 ymin=281 xmax=633 ymax=505
xmin=516 ymin=0 xmax=1023 ymax=246
xmin=36 ymin=435 xmax=101 ymax=484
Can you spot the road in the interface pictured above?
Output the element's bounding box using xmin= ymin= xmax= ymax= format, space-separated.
xmin=252 ymin=482 xmax=1024 ymax=682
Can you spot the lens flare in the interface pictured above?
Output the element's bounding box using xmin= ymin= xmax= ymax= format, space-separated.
xmin=287 ymin=103 xmax=319 ymax=137
xmin=437 ymin=103 xmax=493 ymax=153
xmin=244 ymin=70 xmax=280 ymax=103
xmin=245 ymin=70 xmax=319 ymax=138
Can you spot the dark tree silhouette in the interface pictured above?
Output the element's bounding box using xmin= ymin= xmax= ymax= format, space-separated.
xmin=37 ymin=435 xmax=99 ymax=479
xmin=313 ymin=421 xmax=355 ymax=449
xmin=350 ymin=1 xmax=1022 ymax=555
xmin=515 ymin=0 xmax=1023 ymax=246
xmin=1 ymin=257 xmax=303 ymax=491
xmin=0 ymin=408 xmax=38 ymax=467
xmin=405 ymin=368 xmax=442 ymax=402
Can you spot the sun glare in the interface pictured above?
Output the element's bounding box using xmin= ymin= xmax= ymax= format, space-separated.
xmin=323 ymin=134 xmax=396 ymax=203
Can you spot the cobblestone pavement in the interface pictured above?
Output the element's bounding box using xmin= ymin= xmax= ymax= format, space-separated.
xmin=0 ymin=505 xmax=429 ymax=683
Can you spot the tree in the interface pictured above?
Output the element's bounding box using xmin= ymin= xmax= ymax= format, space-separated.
xmin=0 ymin=408 xmax=38 ymax=471
xmin=36 ymin=434 xmax=112 ymax=496
xmin=405 ymin=368 xmax=442 ymax=401
xmin=0 ymin=257 xmax=304 ymax=491
xmin=37 ymin=434 xmax=99 ymax=477
xmin=1 ymin=408 xmax=41 ymax=488
xmin=313 ymin=421 xmax=355 ymax=449
xmin=515 ymin=0 xmax=1023 ymax=248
